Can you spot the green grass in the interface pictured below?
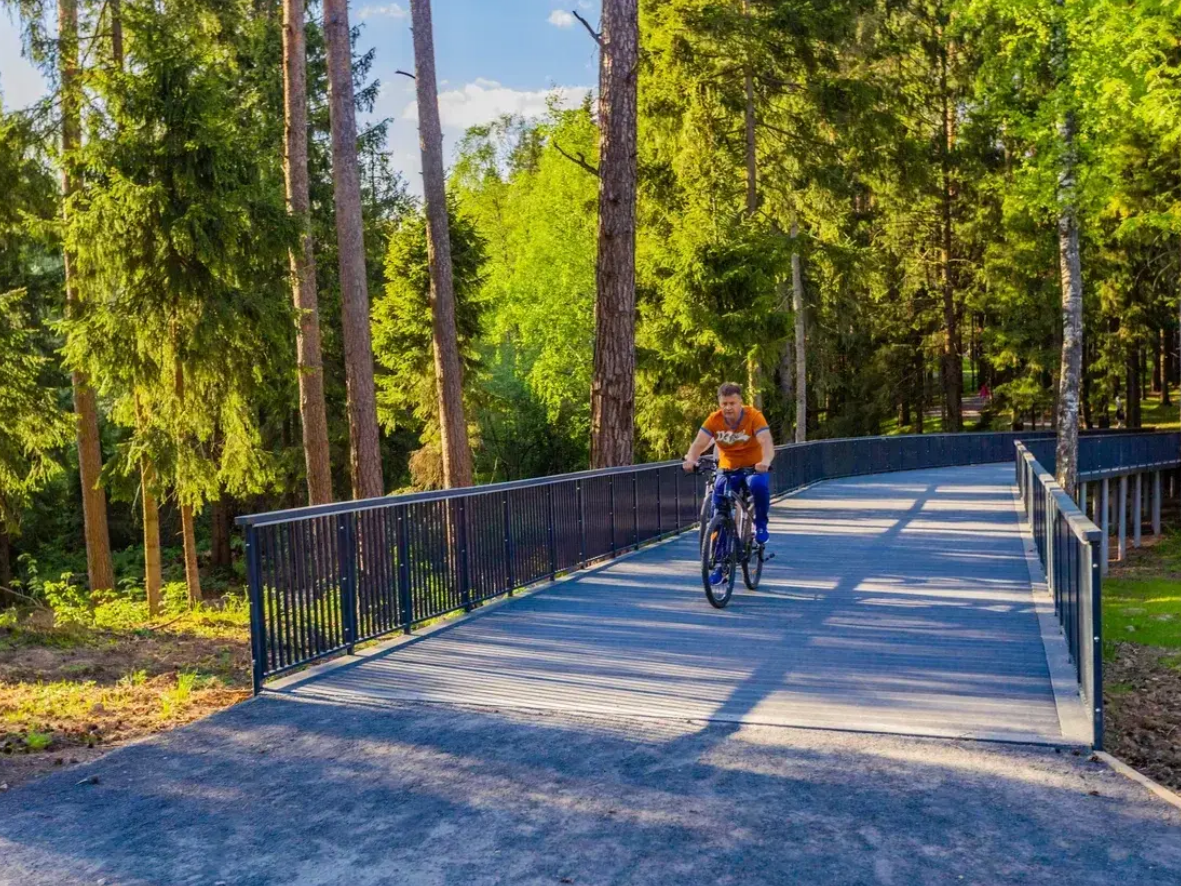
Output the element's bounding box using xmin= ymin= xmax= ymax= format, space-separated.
xmin=1140 ymin=387 xmax=1181 ymax=430
xmin=1103 ymin=578 xmax=1181 ymax=653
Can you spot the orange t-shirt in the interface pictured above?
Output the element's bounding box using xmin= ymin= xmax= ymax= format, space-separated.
xmin=701 ymin=407 xmax=770 ymax=470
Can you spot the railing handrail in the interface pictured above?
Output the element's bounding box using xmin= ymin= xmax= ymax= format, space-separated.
xmin=1015 ymin=443 xmax=1102 ymax=543
xmin=238 ymin=428 xmax=1110 ymax=528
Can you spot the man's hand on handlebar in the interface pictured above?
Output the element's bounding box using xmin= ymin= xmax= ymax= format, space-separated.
xmin=755 ymin=461 xmax=771 ymax=474
xmin=682 ymin=456 xmax=697 ymax=473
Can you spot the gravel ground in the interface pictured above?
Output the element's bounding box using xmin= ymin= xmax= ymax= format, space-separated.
xmin=2 ymin=694 xmax=1180 ymax=886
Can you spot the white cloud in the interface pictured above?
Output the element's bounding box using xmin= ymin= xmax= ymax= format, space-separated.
xmin=357 ymin=3 xmax=408 ymax=20
xmin=548 ymin=9 xmax=575 ymax=28
xmin=402 ymin=79 xmax=591 ymax=130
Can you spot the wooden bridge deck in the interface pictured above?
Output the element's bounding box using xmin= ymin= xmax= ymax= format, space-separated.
xmin=276 ymin=464 xmax=1069 ymax=744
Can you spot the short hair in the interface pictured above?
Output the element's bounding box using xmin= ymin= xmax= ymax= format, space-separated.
xmin=717 ymin=382 xmax=743 ymax=399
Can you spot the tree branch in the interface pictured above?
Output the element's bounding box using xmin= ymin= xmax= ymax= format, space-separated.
xmin=395 ymin=69 xmax=416 ymax=80
xmin=553 ymin=140 xmax=600 ymax=177
xmin=572 ymin=10 xmax=602 ymax=47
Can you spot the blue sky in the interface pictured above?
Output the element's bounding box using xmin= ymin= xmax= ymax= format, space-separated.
xmin=0 ymin=0 xmax=601 ymax=192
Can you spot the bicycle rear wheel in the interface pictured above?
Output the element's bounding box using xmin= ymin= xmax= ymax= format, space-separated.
xmin=701 ymin=513 xmax=737 ymax=608
xmin=743 ymin=542 xmax=764 ymax=590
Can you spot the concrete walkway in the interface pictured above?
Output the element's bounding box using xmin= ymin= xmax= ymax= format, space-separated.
xmin=3 ymin=465 xmax=1180 ymax=885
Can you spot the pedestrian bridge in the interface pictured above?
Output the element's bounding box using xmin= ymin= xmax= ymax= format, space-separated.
xmin=273 ymin=464 xmax=1072 ymax=743
xmin=241 ymin=431 xmax=1181 ymax=750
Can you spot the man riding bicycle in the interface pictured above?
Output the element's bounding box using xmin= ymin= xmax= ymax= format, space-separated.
xmin=682 ymin=383 xmax=774 ymax=582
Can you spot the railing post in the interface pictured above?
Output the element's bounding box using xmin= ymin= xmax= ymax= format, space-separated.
xmin=656 ymin=469 xmax=662 ymax=536
xmin=396 ymin=510 xmax=412 ymax=633
xmin=458 ymin=498 xmax=472 ymax=612
xmin=1090 ymin=536 xmax=1105 ymax=750
xmin=1079 ymin=481 xmax=1087 ymax=515
xmin=1154 ymin=470 xmax=1162 ymax=537
xmin=1101 ymin=478 xmax=1110 ymax=575
xmin=632 ymin=473 xmax=640 ymax=550
xmin=338 ymin=514 xmax=357 ymax=654
xmin=1133 ymin=473 xmax=1142 ymax=548
xmin=547 ymin=483 xmax=557 ymax=580
xmin=674 ymin=467 xmax=681 ymax=529
xmin=608 ymin=475 xmax=616 ymax=556
xmin=1118 ymin=475 xmax=1128 ymax=563
xmin=503 ymin=492 xmax=515 ymax=594
xmin=576 ymin=480 xmax=586 ymax=567
xmin=244 ymin=524 xmax=266 ymax=695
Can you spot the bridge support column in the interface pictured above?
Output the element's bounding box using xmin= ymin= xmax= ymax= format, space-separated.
xmin=1101 ymin=478 xmax=1110 ymax=575
xmin=1118 ymin=475 xmax=1128 ymax=562
xmin=1154 ymin=471 xmax=1162 ymax=537
xmin=1133 ymin=473 xmax=1142 ymax=549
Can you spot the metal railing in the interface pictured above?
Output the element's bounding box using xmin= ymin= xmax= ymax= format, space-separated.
xmin=1014 ymin=443 xmax=1105 ymax=748
xmin=1022 ymin=432 xmax=1180 ymax=481
xmin=238 ymin=428 xmax=1143 ymax=694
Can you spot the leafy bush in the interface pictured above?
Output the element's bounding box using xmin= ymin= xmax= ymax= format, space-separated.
xmin=43 ymin=576 xmax=94 ymax=625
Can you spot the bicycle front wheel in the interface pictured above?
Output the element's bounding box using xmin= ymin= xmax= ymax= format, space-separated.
xmin=701 ymin=513 xmax=737 ymax=609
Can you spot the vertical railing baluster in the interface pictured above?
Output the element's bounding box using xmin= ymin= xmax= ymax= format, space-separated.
xmin=396 ymin=509 xmax=412 ymax=633
xmin=547 ymin=483 xmax=557 ymax=580
xmin=338 ymin=514 xmax=357 ymax=654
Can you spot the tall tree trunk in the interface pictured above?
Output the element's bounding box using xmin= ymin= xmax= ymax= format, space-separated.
xmin=589 ymin=0 xmax=639 ymax=468
xmin=324 ymin=0 xmax=384 ymax=499
xmin=741 ymin=6 xmax=762 ymax=408
xmin=109 ymin=0 xmax=123 ymax=67
xmin=60 ymin=0 xmax=115 ymax=592
xmin=742 ymin=0 xmax=757 ymax=217
xmin=1054 ymin=134 xmax=1083 ymax=494
xmin=142 ymin=464 xmax=162 ymax=617
xmin=410 ymin=0 xmax=474 ymax=488
xmin=938 ymin=28 xmax=963 ymax=433
xmin=778 ymin=315 xmax=794 ymax=440
xmin=792 ymin=220 xmax=807 ymax=442
xmin=1163 ymin=326 xmax=1174 ymax=406
xmin=1052 ymin=0 xmax=1083 ymax=497
xmin=181 ymin=504 xmax=202 ymax=606
xmin=1153 ymin=328 xmax=1163 ymax=394
xmin=284 ymin=0 xmax=333 ymax=505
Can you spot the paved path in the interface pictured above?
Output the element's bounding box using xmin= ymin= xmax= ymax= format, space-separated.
xmin=281 ymin=464 xmax=1063 ymax=743
xmin=3 ymin=465 xmax=1180 ymax=885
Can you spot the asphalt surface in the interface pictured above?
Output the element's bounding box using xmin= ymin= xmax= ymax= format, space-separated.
xmin=2 ymin=694 xmax=1180 ymax=886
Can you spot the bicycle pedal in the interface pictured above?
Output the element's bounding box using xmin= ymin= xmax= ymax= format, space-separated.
xmin=763 ymin=552 xmax=776 ymax=562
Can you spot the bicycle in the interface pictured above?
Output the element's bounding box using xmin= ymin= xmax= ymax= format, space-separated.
xmin=697 ymin=466 xmax=769 ymax=608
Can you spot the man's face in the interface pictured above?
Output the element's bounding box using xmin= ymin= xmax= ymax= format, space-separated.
xmin=719 ymin=393 xmax=743 ymax=421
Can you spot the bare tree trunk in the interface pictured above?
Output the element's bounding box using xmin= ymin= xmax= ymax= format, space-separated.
xmin=284 ymin=0 xmax=333 ymax=505
xmin=181 ymin=504 xmax=202 ymax=606
xmin=778 ymin=316 xmax=794 ymax=439
xmin=61 ymin=0 xmax=114 ymax=592
xmin=939 ymin=29 xmax=963 ymax=433
xmin=109 ymin=0 xmax=123 ymax=67
xmin=324 ymin=0 xmax=384 ymax=499
xmin=142 ymin=464 xmax=162 ymax=617
xmin=792 ymin=220 xmax=807 ymax=442
xmin=1161 ymin=327 xmax=1173 ymax=406
xmin=589 ymin=0 xmax=639 ymax=468
xmin=1054 ymin=108 xmax=1084 ymax=497
xmin=410 ymin=0 xmax=474 ymax=488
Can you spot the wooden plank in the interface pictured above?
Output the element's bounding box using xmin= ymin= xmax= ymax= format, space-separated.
xmin=284 ymin=464 xmax=1064 ymax=744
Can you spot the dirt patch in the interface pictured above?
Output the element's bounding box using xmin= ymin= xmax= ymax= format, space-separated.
xmin=0 ymin=610 xmax=251 ymax=791
xmin=1104 ymin=641 xmax=1181 ymax=793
